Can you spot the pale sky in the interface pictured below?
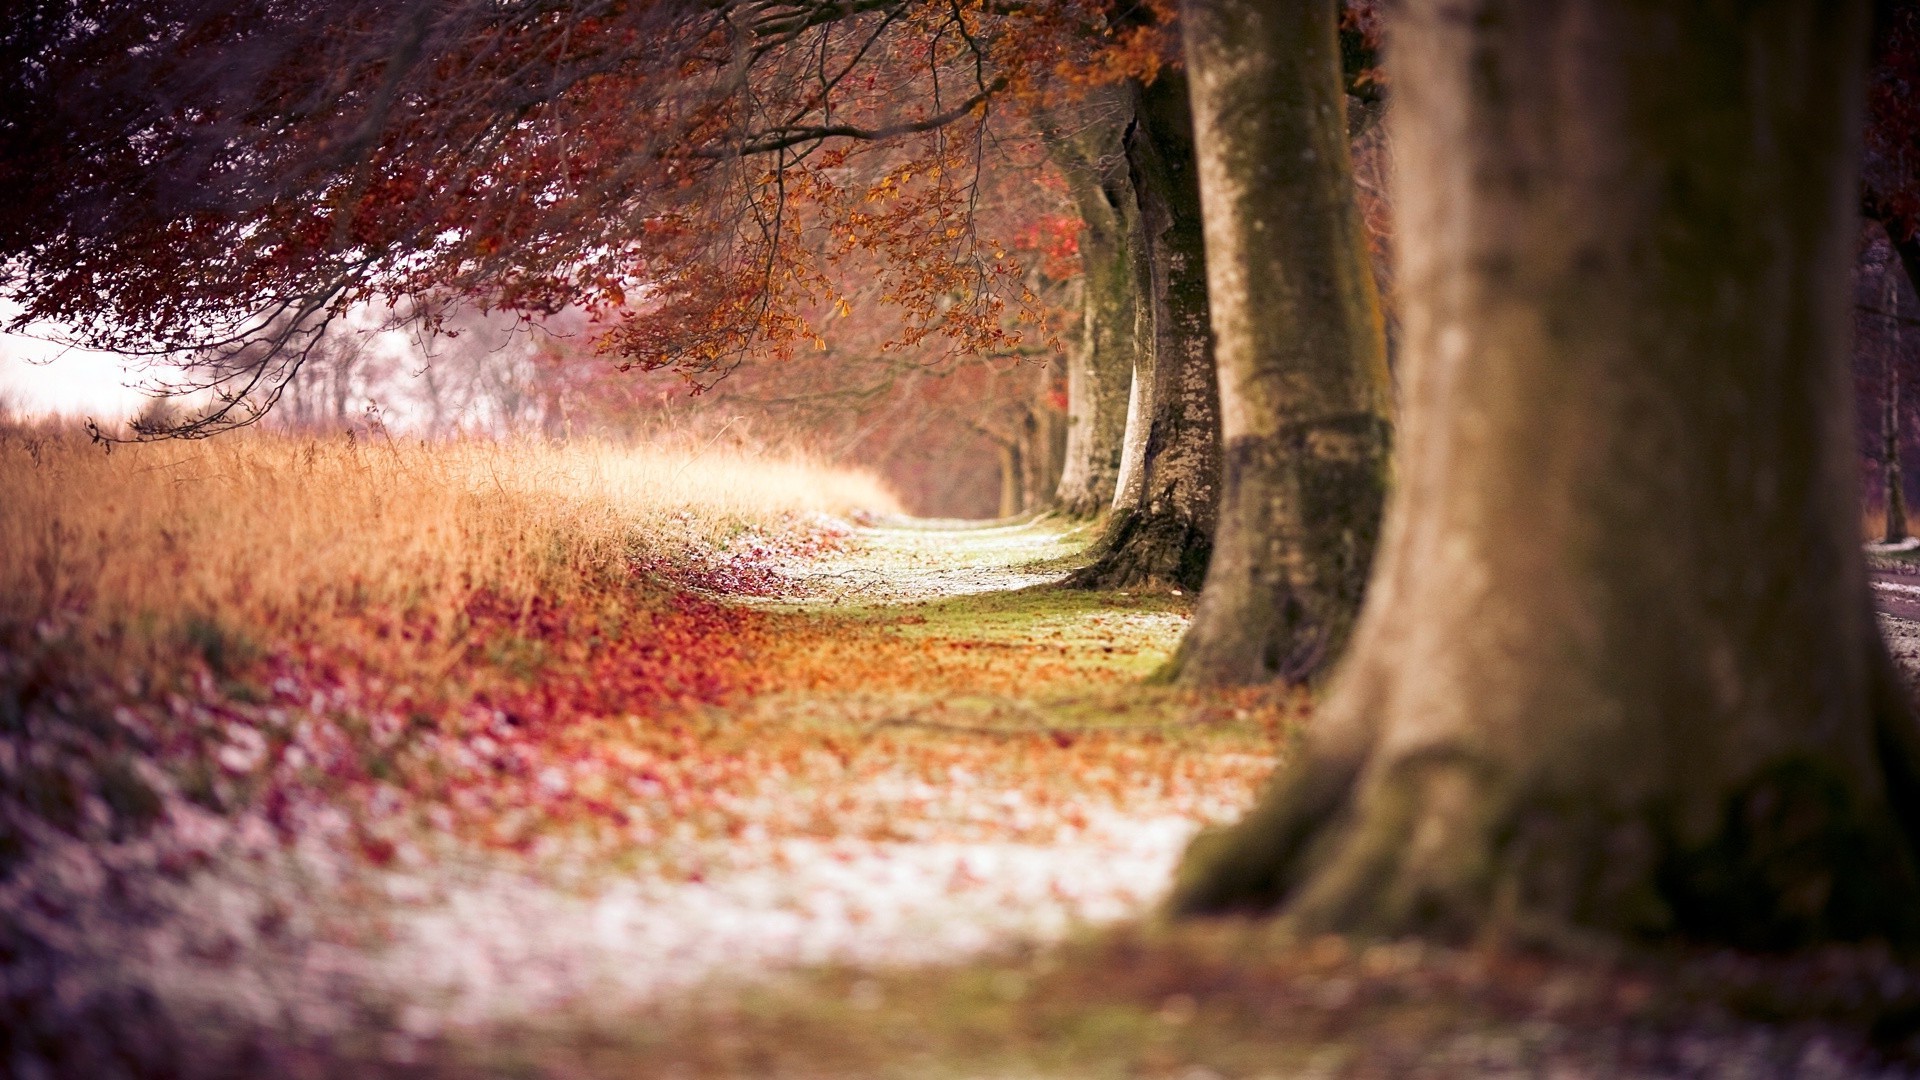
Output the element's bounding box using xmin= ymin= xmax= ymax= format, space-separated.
xmin=0 ymin=326 xmax=150 ymax=420
xmin=0 ymin=302 xmax=572 ymax=431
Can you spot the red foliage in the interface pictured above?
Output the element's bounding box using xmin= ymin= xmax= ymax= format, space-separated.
xmin=0 ymin=0 xmax=1154 ymax=433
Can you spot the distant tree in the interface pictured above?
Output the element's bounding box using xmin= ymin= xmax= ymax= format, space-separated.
xmin=1863 ymin=0 xmax=1920 ymax=540
xmin=1173 ymin=0 xmax=1920 ymax=948
xmin=1885 ymin=269 xmax=1910 ymax=543
xmin=1857 ymin=225 xmax=1920 ymax=541
xmin=1041 ymin=83 xmax=1143 ymax=518
xmin=274 ymin=327 xmax=387 ymax=432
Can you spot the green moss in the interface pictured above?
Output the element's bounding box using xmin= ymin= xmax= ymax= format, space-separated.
xmin=179 ymin=613 xmax=259 ymax=678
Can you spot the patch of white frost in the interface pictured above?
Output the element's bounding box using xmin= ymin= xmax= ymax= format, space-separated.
xmin=365 ymin=810 xmax=1198 ymax=1031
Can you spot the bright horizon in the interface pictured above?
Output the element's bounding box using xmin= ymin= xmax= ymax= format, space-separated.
xmin=0 ymin=305 xmax=554 ymax=431
xmin=0 ymin=325 xmax=150 ymax=420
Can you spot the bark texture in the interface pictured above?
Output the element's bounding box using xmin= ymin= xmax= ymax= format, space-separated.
xmin=1071 ymin=74 xmax=1222 ymax=592
xmin=1888 ymin=275 xmax=1908 ymax=543
xmin=1047 ymin=88 xmax=1143 ymax=519
xmin=1169 ymin=0 xmax=1391 ymax=686
xmin=1172 ymin=0 xmax=1920 ymax=949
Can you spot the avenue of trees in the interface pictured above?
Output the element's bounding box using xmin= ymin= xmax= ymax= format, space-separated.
xmin=10 ymin=0 xmax=1920 ymax=949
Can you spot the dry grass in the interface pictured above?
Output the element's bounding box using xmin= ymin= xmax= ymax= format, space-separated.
xmin=0 ymin=425 xmax=898 ymax=659
xmin=0 ymin=424 xmax=909 ymax=1075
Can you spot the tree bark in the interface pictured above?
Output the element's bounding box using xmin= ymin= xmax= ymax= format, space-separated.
xmin=1046 ymin=88 xmax=1144 ymax=519
xmin=1888 ymin=274 xmax=1908 ymax=543
xmin=1071 ymin=73 xmax=1223 ymax=592
xmin=1167 ymin=0 xmax=1391 ymax=686
xmin=1889 ymin=226 xmax=1920 ymax=308
xmin=1863 ymin=185 xmax=1920 ymax=305
xmin=1171 ymin=0 xmax=1920 ymax=949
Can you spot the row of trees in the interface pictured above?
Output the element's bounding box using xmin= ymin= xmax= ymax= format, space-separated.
xmin=10 ymin=0 xmax=1920 ymax=948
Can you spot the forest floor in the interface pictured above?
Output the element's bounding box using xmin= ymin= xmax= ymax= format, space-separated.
xmin=206 ymin=524 xmax=1920 ymax=1078
xmin=372 ymin=523 xmax=1920 ymax=1080
xmin=289 ymin=517 xmax=1289 ymax=1040
xmin=12 ymin=433 xmax=1920 ymax=1078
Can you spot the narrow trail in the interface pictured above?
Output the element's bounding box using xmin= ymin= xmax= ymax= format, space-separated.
xmin=1875 ymin=570 xmax=1920 ymax=621
xmin=770 ymin=516 xmax=1085 ymax=603
xmin=1869 ymin=570 xmax=1920 ymax=674
xmin=182 ymin=517 xmax=1282 ymax=1042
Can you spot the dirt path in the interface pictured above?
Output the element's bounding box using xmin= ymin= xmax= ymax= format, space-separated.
xmin=1874 ymin=571 xmax=1920 ymax=622
xmin=1867 ymin=572 xmax=1920 ymax=676
xmin=771 ymin=516 xmax=1088 ymax=603
xmin=353 ymin=518 xmax=1256 ymax=1027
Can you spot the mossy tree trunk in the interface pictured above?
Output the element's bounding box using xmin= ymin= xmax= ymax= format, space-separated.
xmin=1167 ymin=0 xmax=1391 ymax=685
xmin=1071 ymin=73 xmax=1223 ymax=591
xmin=1046 ymin=87 xmax=1144 ymax=519
xmin=1172 ymin=0 xmax=1920 ymax=949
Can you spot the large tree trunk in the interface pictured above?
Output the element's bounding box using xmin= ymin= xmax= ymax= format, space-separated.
xmin=1172 ymin=0 xmax=1920 ymax=949
xmin=1166 ymin=0 xmax=1391 ymax=685
xmin=1046 ymin=89 xmax=1143 ymax=519
xmin=1071 ymin=73 xmax=1223 ymax=592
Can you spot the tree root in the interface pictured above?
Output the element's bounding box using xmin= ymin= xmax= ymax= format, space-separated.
xmin=1064 ymin=509 xmax=1211 ymax=592
xmin=1171 ymin=640 xmax=1920 ymax=951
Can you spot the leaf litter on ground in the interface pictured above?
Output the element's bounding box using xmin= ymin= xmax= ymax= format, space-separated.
xmin=12 ymin=433 xmax=1920 ymax=1078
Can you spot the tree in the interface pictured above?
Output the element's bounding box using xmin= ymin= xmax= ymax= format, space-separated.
xmin=1886 ymin=270 xmax=1910 ymax=543
xmin=1164 ymin=0 xmax=1389 ymax=684
xmin=1043 ymin=84 xmax=1144 ymax=517
xmin=1864 ymin=0 xmax=1920 ymax=540
xmin=1068 ymin=69 xmax=1222 ymax=590
xmin=1858 ymin=224 xmax=1920 ymax=543
xmin=1172 ymin=0 xmax=1920 ymax=949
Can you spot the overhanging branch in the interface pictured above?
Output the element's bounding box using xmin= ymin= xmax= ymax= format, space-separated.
xmin=691 ymin=76 xmax=1004 ymax=158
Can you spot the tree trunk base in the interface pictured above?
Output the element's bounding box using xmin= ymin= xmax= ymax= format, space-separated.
xmin=1064 ymin=509 xmax=1211 ymax=592
xmin=1165 ymin=0 xmax=1920 ymax=957
xmin=1170 ymin=647 xmax=1920 ymax=951
xmin=1056 ymin=493 xmax=1109 ymax=522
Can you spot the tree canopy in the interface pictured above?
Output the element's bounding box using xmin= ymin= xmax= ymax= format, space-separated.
xmin=1 ymin=0 xmax=1175 ymax=434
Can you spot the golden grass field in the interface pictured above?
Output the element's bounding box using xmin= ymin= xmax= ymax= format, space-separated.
xmin=0 ymin=426 xmax=898 ymax=665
